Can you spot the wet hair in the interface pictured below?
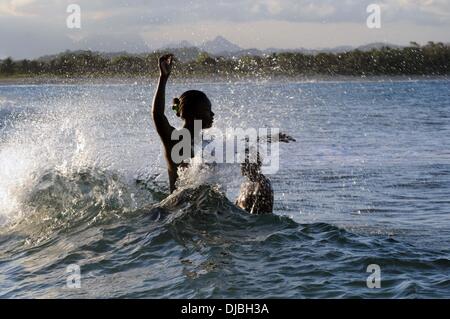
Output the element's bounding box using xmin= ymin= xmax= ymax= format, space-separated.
xmin=172 ymin=90 xmax=210 ymax=119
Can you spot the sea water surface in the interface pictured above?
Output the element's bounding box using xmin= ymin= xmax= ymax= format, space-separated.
xmin=0 ymin=78 xmax=449 ymax=298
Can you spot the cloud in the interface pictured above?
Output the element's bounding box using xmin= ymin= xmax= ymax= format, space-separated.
xmin=0 ymin=0 xmax=449 ymax=58
xmin=3 ymin=1 xmax=450 ymax=28
xmin=0 ymin=0 xmax=36 ymax=16
xmin=382 ymin=0 xmax=450 ymax=23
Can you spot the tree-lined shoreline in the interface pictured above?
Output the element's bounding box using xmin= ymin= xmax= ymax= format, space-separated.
xmin=1 ymin=42 xmax=449 ymax=79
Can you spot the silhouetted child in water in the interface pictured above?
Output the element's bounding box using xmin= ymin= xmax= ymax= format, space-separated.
xmin=152 ymin=54 xmax=215 ymax=193
xmin=235 ymin=133 xmax=294 ymax=214
xmin=235 ymin=151 xmax=274 ymax=214
xmin=153 ymin=54 xmax=294 ymax=214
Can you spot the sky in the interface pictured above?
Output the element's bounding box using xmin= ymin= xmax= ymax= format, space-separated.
xmin=1 ymin=0 xmax=450 ymax=59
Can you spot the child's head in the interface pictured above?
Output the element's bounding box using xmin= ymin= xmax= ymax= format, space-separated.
xmin=173 ymin=90 xmax=214 ymax=129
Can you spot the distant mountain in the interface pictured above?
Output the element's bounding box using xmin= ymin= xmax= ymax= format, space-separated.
xmin=263 ymin=47 xmax=317 ymax=55
xmin=356 ymin=42 xmax=402 ymax=51
xmin=260 ymin=43 xmax=402 ymax=55
xmin=75 ymin=34 xmax=150 ymax=53
xmin=157 ymin=47 xmax=201 ymax=62
xmin=217 ymin=48 xmax=264 ymax=58
xmin=164 ymin=40 xmax=195 ymax=50
xmin=199 ymin=36 xmax=242 ymax=55
xmin=158 ymin=36 xmax=405 ymax=58
xmin=33 ymin=37 xmax=409 ymax=63
xmin=158 ymin=36 xmax=242 ymax=57
xmin=227 ymin=46 xmax=352 ymax=56
xmin=322 ymin=45 xmax=354 ymax=53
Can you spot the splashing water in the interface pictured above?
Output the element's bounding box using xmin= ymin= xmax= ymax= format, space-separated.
xmin=0 ymin=80 xmax=449 ymax=298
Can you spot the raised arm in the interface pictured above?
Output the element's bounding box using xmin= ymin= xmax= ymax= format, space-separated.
xmin=152 ymin=54 xmax=175 ymax=144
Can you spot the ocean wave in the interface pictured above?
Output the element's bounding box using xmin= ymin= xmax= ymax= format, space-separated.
xmin=0 ymin=170 xmax=448 ymax=298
